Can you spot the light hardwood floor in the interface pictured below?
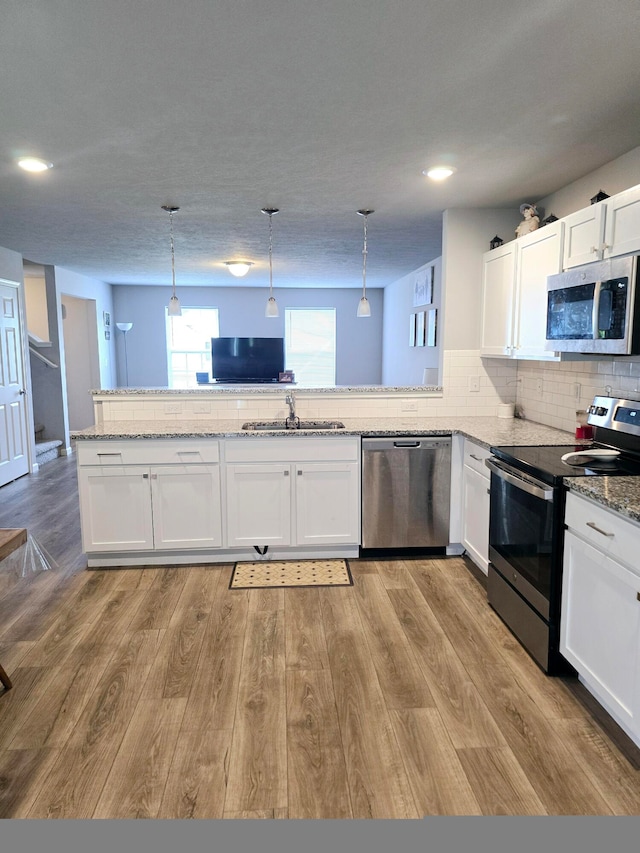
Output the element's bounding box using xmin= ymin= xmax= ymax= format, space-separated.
xmin=1 ymin=454 xmax=640 ymax=818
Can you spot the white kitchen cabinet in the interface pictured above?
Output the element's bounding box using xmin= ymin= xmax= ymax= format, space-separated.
xmin=480 ymin=242 xmax=516 ymax=357
xmin=76 ymin=440 xmax=222 ymax=554
xmin=561 ymin=491 xmax=640 ymax=746
xmin=225 ymin=463 xmax=292 ymax=546
xmin=562 ymin=184 xmax=640 ymax=268
xmin=224 ymin=437 xmax=361 ymax=548
xmin=512 ymin=221 xmax=563 ymax=359
xmin=561 ymin=202 xmax=606 ymax=269
xmin=480 ymin=221 xmax=563 ymax=360
xmin=461 ymin=439 xmax=490 ymax=574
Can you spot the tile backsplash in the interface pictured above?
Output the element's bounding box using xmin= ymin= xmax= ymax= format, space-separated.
xmin=93 ymin=350 xmax=635 ymax=433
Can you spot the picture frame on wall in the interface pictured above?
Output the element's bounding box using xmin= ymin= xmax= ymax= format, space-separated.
xmin=409 ymin=313 xmax=416 ymax=346
xmin=426 ymin=308 xmax=437 ymax=347
xmin=413 ymin=266 xmax=434 ymax=307
xmin=416 ymin=311 xmax=426 ymax=347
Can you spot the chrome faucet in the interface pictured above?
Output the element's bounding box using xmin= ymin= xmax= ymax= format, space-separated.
xmin=285 ymin=392 xmax=297 ymax=427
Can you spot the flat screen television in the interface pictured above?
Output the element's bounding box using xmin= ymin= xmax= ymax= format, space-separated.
xmin=211 ymin=336 xmax=285 ymax=383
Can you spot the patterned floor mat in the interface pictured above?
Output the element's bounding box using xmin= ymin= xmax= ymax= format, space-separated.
xmin=229 ymin=558 xmax=353 ymax=589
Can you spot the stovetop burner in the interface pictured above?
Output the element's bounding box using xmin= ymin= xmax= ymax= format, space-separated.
xmin=489 ymin=442 xmax=640 ymax=485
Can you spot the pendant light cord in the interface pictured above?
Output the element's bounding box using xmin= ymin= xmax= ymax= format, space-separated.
xmin=268 ymin=212 xmax=274 ymax=298
xmin=169 ymin=209 xmax=177 ymax=300
xmin=362 ymin=212 xmax=368 ymax=299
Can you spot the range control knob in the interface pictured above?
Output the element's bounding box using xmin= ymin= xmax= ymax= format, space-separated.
xmin=597 ymin=406 xmax=608 ymax=416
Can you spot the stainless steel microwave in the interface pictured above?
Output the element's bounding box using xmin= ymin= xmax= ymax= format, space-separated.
xmin=545 ymin=255 xmax=640 ymax=354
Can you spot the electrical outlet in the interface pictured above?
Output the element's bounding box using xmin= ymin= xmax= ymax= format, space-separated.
xmin=164 ymin=402 xmax=182 ymax=414
xmin=468 ymin=375 xmax=480 ymax=392
xmin=193 ymin=402 xmax=210 ymax=414
xmin=401 ymin=400 xmax=418 ymax=412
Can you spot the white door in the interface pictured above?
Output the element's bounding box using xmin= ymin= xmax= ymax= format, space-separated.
xmin=603 ymin=185 xmax=640 ymax=259
xmin=461 ymin=463 xmax=490 ymax=574
xmin=479 ymin=244 xmax=516 ymax=357
xmin=295 ymin=462 xmax=360 ymax=545
xmin=225 ymin=463 xmax=292 ymax=546
xmin=151 ymin=464 xmax=222 ymax=549
xmin=78 ymin=465 xmax=154 ymax=552
xmin=0 ymin=280 xmax=29 ymax=487
xmin=561 ymin=203 xmax=606 ymax=268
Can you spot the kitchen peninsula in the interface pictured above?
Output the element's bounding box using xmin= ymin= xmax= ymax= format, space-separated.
xmin=72 ymin=385 xmax=577 ymax=568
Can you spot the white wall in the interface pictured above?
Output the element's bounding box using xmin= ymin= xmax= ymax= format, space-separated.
xmin=537 ymin=145 xmax=640 ymax=220
xmin=54 ymin=266 xmax=116 ymax=389
xmin=112 ymin=285 xmax=384 ymax=388
xmin=62 ymin=295 xmax=100 ymax=430
xmin=382 ymin=259 xmax=442 ymax=386
xmin=441 ymin=208 xmax=519 ymax=352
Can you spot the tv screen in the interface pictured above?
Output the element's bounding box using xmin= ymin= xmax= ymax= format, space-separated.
xmin=211 ymin=337 xmax=285 ymax=383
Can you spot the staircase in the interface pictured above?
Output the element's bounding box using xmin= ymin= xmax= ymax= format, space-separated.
xmin=34 ymin=424 xmax=63 ymax=466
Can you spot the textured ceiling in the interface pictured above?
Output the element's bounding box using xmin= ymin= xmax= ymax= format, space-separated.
xmin=1 ymin=0 xmax=640 ymax=289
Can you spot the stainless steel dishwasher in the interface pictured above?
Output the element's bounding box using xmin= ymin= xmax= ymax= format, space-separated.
xmin=361 ymin=436 xmax=451 ymax=550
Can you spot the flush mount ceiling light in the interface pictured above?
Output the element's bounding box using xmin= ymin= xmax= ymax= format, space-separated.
xmin=261 ymin=208 xmax=280 ymax=318
xmin=17 ymin=157 xmax=53 ymax=173
xmin=224 ymin=261 xmax=253 ymax=278
xmin=356 ymin=209 xmax=374 ymax=318
xmin=162 ymin=204 xmax=182 ymax=317
xmin=423 ymin=165 xmax=456 ymax=181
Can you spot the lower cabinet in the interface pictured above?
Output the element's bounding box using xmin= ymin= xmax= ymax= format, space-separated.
xmin=225 ymin=438 xmax=361 ymax=548
xmin=76 ymin=436 xmax=361 ymax=564
xmin=77 ymin=440 xmax=222 ymax=554
xmin=461 ymin=439 xmax=491 ymax=574
xmin=561 ymin=492 xmax=640 ymax=746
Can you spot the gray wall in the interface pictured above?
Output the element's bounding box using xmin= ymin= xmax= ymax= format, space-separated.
xmin=111 ymin=285 xmax=384 ymax=387
xmin=382 ymin=259 xmax=442 ymax=386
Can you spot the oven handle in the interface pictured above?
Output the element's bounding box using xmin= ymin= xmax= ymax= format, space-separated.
xmin=485 ymin=457 xmax=555 ymax=502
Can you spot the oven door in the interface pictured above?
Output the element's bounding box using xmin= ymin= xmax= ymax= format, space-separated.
xmin=486 ymin=457 xmax=559 ymax=620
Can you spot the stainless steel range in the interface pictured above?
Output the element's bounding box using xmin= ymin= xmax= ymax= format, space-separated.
xmin=486 ymin=396 xmax=640 ymax=674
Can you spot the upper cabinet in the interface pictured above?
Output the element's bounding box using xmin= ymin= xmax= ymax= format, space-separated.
xmin=563 ymin=185 xmax=640 ymax=269
xmin=481 ymin=221 xmax=563 ymax=359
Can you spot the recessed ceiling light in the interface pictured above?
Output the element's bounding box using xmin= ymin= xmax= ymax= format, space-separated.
xmin=224 ymin=261 xmax=253 ymax=277
xmin=17 ymin=157 xmax=53 ymax=173
xmin=423 ymin=166 xmax=456 ymax=181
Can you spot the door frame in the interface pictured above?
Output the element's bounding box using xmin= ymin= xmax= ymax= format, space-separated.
xmin=0 ymin=277 xmax=37 ymax=482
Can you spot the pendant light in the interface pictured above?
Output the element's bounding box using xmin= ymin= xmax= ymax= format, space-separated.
xmin=356 ymin=209 xmax=374 ymax=317
xmin=162 ymin=204 xmax=182 ymax=317
xmin=261 ymin=207 xmax=280 ymax=318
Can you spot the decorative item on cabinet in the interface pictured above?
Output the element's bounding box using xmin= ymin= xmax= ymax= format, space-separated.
xmin=590 ymin=189 xmax=610 ymax=204
xmin=540 ymin=214 xmax=559 ymax=227
xmin=489 ymin=235 xmax=504 ymax=250
xmin=515 ymin=203 xmax=540 ymax=238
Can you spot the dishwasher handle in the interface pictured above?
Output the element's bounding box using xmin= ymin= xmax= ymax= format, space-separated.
xmin=362 ymin=436 xmax=451 ymax=452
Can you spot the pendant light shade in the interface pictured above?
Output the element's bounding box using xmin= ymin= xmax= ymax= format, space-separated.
xmin=162 ymin=204 xmax=182 ymax=317
xmin=356 ymin=209 xmax=374 ymax=318
xmin=261 ymin=207 xmax=279 ymax=318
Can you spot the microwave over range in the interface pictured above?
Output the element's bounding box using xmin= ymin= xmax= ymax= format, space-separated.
xmin=545 ymin=254 xmax=640 ymax=355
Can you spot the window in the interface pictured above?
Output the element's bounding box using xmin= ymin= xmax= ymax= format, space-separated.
xmin=166 ymin=307 xmax=219 ymax=388
xmin=284 ymin=308 xmax=336 ymax=386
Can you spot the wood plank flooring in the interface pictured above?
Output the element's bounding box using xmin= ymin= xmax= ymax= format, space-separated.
xmin=2 ymin=455 xmax=640 ymax=818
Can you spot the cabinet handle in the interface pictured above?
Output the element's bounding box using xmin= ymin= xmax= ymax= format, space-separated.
xmin=637 ymin=592 xmax=640 ymax=602
xmin=97 ymin=452 xmax=122 ymax=457
xmin=284 ymin=470 xmax=289 ymax=477
xmin=470 ymin=454 xmax=483 ymax=461
xmin=297 ymin=469 xmax=302 ymax=475
xmin=586 ymin=521 xmax=614 ymax=538
xmin=142 ymin=473 xmax=149 ymax=479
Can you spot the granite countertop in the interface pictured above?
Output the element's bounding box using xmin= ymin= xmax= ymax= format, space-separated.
xmin=71 ymin=415 xmax=574 ymax=449
xmin=565 ymin=477 xmax=640 ymax=525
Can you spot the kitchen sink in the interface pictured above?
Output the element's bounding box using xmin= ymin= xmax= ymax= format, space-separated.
xmin=242 ymin=420 xmax=346 ymax=431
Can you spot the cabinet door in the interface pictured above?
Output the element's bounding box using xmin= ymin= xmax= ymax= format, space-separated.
xmin=295 ymin=462 xmax=360 ymax=545
xmin=480 ymin=243 xmax=516 ymax=357
xmin=226 ymin=463 xmax=292 ymax=546
xmin=151 ymin=465 xmax=222 ymax=550
xmin=461 ymin=463 xmax=490 ymax=574
xmin=562 ymin=203 xmax=606 ymax=268
xmin=513 ymin=222 xmax=563 ymax=360
xmin=78 ymin=466 xmax=154 ymax=552
xmin=603 ymin=185 xmax=640 ymax=259
xmin=561 ymin=530 xmax=640 ymax=738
